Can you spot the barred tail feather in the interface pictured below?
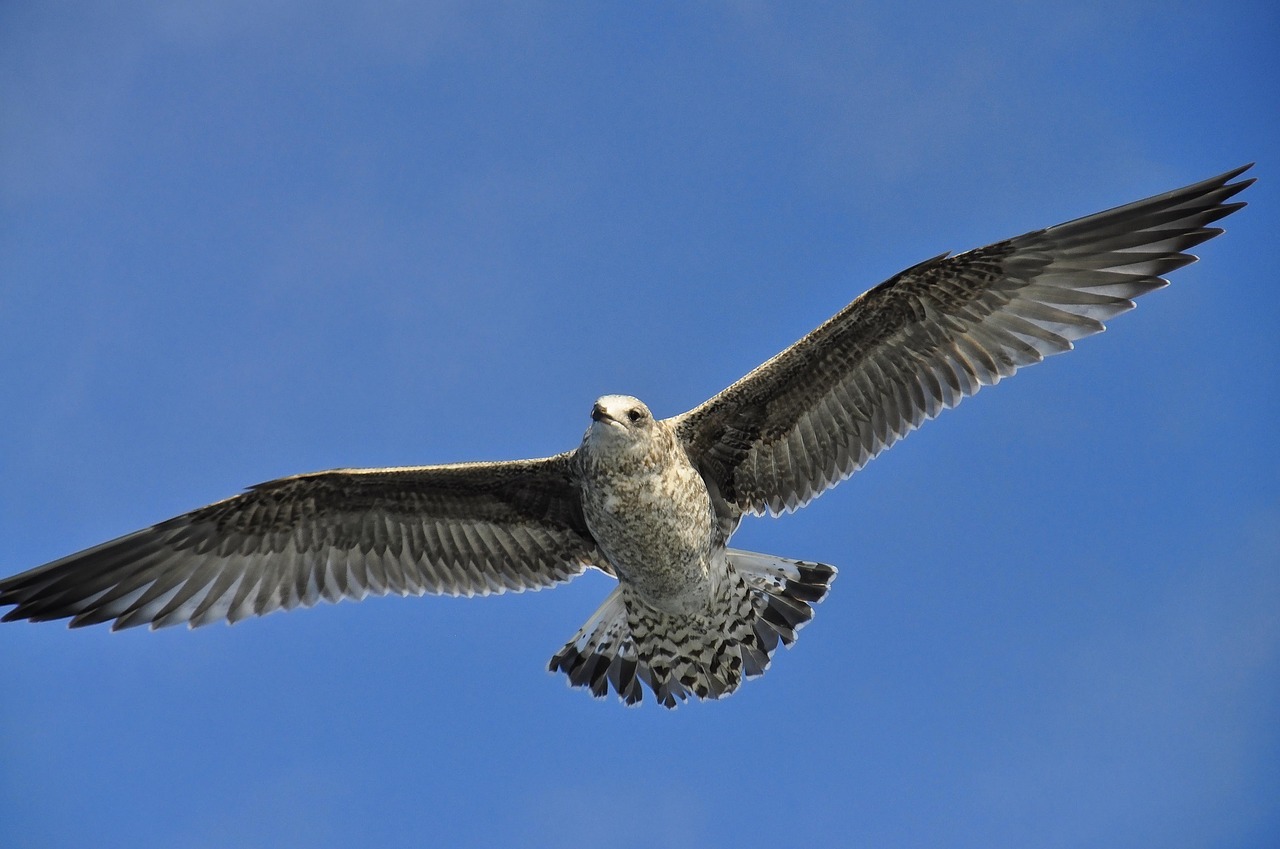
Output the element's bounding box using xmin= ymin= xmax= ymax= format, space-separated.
xmin=727 ymin=549 xmax=837 ymax=658
xmin=547 ymin=587 xmax=645 ymax=705
xmin=548 ymin=551 xmax=836 ymax=708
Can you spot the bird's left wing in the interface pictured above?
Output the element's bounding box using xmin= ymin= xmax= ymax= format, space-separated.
xmin=0 ymin=453 xmax=601 ymax=630
xmin=674 ymin=165 xmax=1253 ymax=516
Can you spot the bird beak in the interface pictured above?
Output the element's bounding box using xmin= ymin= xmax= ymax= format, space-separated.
xmin=591 ymin=403 xmax=611 ymax=424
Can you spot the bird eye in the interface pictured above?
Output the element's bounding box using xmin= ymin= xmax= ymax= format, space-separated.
xmin=627 ymin=409 xmax=643 ymax=423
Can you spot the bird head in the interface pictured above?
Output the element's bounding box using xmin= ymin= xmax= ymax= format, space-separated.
xmin=583 ymin=395 xmax=660 ymax=459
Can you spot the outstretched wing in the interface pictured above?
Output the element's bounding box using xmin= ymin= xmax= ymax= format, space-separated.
xmin=675 ymin=165 xmax=1253 ymax=516
xmin=0 ymin=453 xmax=601 ymax=630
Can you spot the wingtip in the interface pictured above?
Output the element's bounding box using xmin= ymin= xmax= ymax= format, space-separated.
xmin=1183 ymin=164 xmax=1255 ymax=200
xmin=1209 ymin=163 xmax=1254 ymax=187
xmin=1216 ymin=165 xmax=1255 ymax=202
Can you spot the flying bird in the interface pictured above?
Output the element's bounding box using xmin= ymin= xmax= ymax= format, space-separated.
xmin=0 ymin=165 xmax=1253 ymax=707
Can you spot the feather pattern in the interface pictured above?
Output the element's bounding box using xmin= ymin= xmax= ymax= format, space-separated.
xmin=0 ymin=455 xmax=602 ymax=630
xmin=674 ymin=164 xmax=1254 ymax=516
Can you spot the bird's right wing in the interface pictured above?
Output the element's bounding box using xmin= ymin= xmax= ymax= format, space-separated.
xmin=0 ymin=453 xmax=602 ymax=630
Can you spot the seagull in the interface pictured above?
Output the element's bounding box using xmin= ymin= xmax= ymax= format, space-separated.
xmin=0 ymin=165 xmax=1253 ymax=707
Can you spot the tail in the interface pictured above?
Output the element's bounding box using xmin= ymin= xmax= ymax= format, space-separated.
xmin=548 ymin=551 xmax=836 ymax=707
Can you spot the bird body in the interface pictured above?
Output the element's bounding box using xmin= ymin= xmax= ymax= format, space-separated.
xmin=0 ymin=165 xmax=1254 ymax=707
xmin=563 ymin=394 xmax=832 ymax=704
xmin=578 ymin=396 xmax=715 ymax=608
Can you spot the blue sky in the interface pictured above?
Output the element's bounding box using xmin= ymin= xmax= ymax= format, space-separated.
xmin=2 ymin=3 xmax=1276 ymax=847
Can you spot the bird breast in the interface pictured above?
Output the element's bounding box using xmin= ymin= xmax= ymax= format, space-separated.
xmin=579 ymin=440 xmax=715 ymax=608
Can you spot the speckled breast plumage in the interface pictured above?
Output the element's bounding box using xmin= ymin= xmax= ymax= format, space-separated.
xmin=577 ymin=424 xmax=715 ymax=609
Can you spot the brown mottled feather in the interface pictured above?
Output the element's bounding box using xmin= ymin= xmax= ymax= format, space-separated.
xmin=0 ymin=455 xmax=602 ymax=630
xmin=674 ymin=165 xmax=1253 ymax=516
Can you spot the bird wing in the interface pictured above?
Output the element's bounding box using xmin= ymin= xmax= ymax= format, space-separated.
xmin=0 ymin=453 xmax=601 ymax=630
xmin=674 ymin=165 xmax=1253 ymax=516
